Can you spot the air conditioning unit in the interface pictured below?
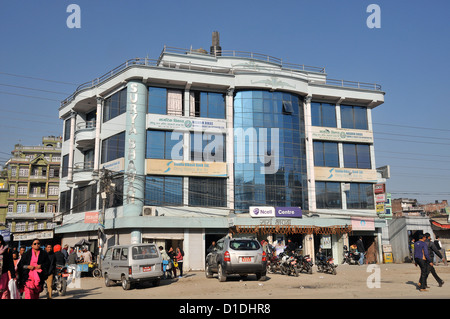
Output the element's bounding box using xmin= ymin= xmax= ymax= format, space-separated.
xmin=142 ymin=206 xmax=157 ymax=216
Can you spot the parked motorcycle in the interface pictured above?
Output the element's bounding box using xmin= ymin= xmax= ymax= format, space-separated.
xmin=315 ymin=251 xmax=337 ymax=275
xmin=342 ymin=245 xmax=360 ymax=265
xmin=44 ymin=265 xmax=69 ymax=297
xmin=266 ymin=249 xmax=282 ymax=274
xmin=294 ymin=250 xmax=313 ymax=274
xmin=279 ymin=252 xmax=299 ymax=277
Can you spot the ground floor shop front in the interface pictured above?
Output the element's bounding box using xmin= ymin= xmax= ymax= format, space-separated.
xmin=55 ymin=209 xmax=386 ymax=270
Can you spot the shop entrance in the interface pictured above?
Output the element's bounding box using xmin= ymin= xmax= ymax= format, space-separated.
xmin=349 ymin=234 xmax=377 ymax=264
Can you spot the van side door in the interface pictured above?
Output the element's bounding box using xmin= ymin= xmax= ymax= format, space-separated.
xmin=110 ymin=248 xmax=122 ymax=280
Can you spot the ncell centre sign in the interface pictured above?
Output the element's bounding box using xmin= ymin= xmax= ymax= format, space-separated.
xmin=249 ymin=206 xmax=302 ymax=218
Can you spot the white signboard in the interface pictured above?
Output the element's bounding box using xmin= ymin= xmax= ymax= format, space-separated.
xmin=147 ymin=114 xmax=227 ymax=132
xmin=249 ymin=206 xmax=275 ymax=218
xmin=311 ymin=126 xmax=374 ymax=143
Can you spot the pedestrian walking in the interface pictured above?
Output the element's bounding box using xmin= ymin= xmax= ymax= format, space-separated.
xmin=425 ymin=233 xmax=444 ymax=287
xmin=17 ymin=239 xmax=50 ymax=299
xmin=356 ymin=237 xmax=366 ymax=265
xmin=176 ymin=247 xmax=184 ymax=278
xmin=45 ymin=244 xmax=56 ymax=299
xmin=414 ymin=233 xmax=433 ymax=292
xmin=434 ymin=236 xmax=447 ymax=265
xmin=0 ymin=235 xmax=16 ymax=299
xmin=159 ymin=246 xmax=171 ymax=279
xmin=62 ymin=244 xmax=69 ymax=262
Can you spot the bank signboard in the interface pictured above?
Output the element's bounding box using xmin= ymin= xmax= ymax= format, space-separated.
xmin=311 ymin=126 xmax=374 ymax=143
xmin=315 ymin=167 xmax=377 ymax=183
xmin=146 ymin=159 xmax=227 ymax=177
xmin=147 ymin=114 xmax=227 ymax=132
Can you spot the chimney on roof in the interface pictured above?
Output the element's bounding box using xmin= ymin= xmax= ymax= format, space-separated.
xmin=210 ymin=31 xmax=222 ymax=56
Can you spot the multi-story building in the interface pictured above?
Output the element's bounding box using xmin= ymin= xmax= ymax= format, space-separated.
xmin=57 ymin=33 xmax=386 ymax=269
xmin=1 ymin=136 xmax=62 ymax=246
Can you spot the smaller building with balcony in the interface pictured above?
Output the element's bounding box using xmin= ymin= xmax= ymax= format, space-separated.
xmin=0 ymin=136 xmax=62 ymax=246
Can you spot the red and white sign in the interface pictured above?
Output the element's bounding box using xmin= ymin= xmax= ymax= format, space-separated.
xmin=375 ymin=194 xmax=386 ymax=203
xmin=84 ymin=211 xmax=99 ymax=224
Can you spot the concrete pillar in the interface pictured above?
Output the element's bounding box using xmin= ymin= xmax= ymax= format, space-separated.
xmin=303 ymin=95 xmax=315 ymax=211
xmin=124 ymin=81 xmax=147 ymax=244
xmin=93 ymin=97 xmax=103 ymax=173
xmin=67 ymin=111 xmax=76 ymax=181
xmin=226 ymin=88 xmax=234 ymax=209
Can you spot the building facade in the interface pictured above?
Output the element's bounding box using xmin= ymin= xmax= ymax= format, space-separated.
xmin=1 ymin=136 xmax=62 ymax=246
xmin=57 ymin=34 xmax=386 ymax=269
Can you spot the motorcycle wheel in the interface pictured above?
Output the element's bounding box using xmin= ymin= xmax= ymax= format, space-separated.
xmin=57 ymin=277 xmax=67 ymax=296
xmin=280 ymin=264 xmax=288 ymax=275
xmin=92 ymin=268 xmax=102 ymax=278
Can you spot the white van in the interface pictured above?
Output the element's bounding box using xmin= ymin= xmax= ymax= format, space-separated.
xmin=102 ymin=244 xmax=163 ymax=290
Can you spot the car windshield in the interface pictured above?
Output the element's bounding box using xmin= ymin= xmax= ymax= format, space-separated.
xmin=229 ymin=240 xmax=260 ymax=251
xmin=132 ymin=245 xmax=159 ymax=259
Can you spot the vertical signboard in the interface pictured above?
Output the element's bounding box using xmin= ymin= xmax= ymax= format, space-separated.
xmin=124 ymin=81 xmax=147 ymax=243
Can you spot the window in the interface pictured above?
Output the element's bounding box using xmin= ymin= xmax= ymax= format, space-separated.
xmin=103 ymin=88 xmax=127 ymax=122
xmin=64 ymin=118 xmax=71 ymax=141
xmin=9 ymin=185 xmax=15 ymax=195
xmin=59 ymin=190 xmax=71 ymax=213
xmin=190 ymin=132 xmax=225 ymax=162
xmin=311 ymin=102 xmax=336 ymax=127
xmin=17 ymin=203 xmax=27 ymax=213
xmin=15 ymin=223 xmax=26 ymax=232
xmin=148 ymin=87 xmax=183 ymax=116
xmin=73 ymin=183 xmax=97 ymax=213
xmin=46 ymin=204 xmax=56 ymax=213
xmin=30 ymin=204 xmax=36 ymax=213
xmin=11 ymin=167 xmax=17 ymax=177
xmin=146 ymin=130 xmax=183 ymax=160
xmin=120 ymin=248 xmax=128 ymax=261
xmin=190 ymin=91 xmax=225 ymax=119
xmin=17 ymin=186 xmax=27 ymax=195
xmin=229 ymin=240 xmax=260 ymax=251
xmin=313 ymin=141 xmax=339 ymax=167
xmin=101 ymin=132 xmax=125 ymax=164
xmin=343 ymin=143 xmax=371 ymax=169
xmin=346 ymin=183 xmax=374 ymax=209
xmin=62 ymin=155 xmax=69 ymax=178
xmin=19 ymin=168 xmax=29 ymax=177
xmin=7 ymin=204 xmax=13 ymax=213
xmin=315 ymin=182 xmax=342 ymax=209
xmin=189 ymin=177 xmax=226 ymax=207
xmin=145 ymin=176 xmax=183 ymax=206
xmin=112 ymin=248 xmax=121 ymax=260
xmin=340 ymin=105 xmax=368 ymax=130
xmin=49 ymin=168 xmax=60 ymax=178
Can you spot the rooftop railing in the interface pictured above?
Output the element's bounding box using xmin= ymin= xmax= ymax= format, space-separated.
xmin=60 ymin=46 xmax=382 ymax=107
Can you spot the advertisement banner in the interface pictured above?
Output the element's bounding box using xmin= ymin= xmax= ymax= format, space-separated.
xmin=249 ymin=206 xmax=275 ymax=218
xmin=315 ymin=167 xmax=377 ymax=182
xmin=84 ymin=211 xmax=99 ymax=224
xmin=351 ymin=217 xmax=375 ymax=231
xmin=147 ymin=114 xmax=227 ymax=132
xmin=146 ymin=159 xmax=227 ymax=177
xmin=311 ymin=126 xmax=374 ymax=143
xmin=275 ymin=207 xmax=302 ymax=218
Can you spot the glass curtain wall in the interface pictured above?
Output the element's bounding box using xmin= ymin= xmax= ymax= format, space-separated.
xmin=233 ymin=90 xmax=307 ymax=212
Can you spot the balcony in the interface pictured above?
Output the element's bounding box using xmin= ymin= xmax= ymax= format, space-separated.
xmin=75 ymin=121 xmax=96 ymax=150
xmin=72 ymin=161 xmax=95 ymax=183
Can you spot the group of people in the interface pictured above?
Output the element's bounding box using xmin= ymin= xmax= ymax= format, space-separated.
xmin=413 ymin=232 xmax=445 ymax=292
xmin=158 ymin=246 xmax=184 ymax=279
xmin=0 ymin=235 xmax=89 ymax=299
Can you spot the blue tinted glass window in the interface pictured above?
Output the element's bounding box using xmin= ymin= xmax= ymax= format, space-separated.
xmin=146 ymin=130 xmax=183 ymax=160
xmin=315 ymin=181 xmax=341 ymax=209
xmin=148 ymin=87 xmax=167 ymax=114
xmin=311 ymin=102 xmax=336 ymax=127
xmin=314 ymin=141 xmax=339 ymax=167
xmin=101 ymin=132 xmax=125 ymax=163
xmin=343 ymin=143 xmax=371 ymax=169
xmin=145 ymin=176 xmax=183 ymax=206
xmin=346 ymin=183 xmax=374 ymax=209
xmin=194 ymin=91 xmax=225 ymax=119
xmin=103 ymin=88 xmax=127 ymax=122
xmin=341 ymin=105 xmax=368 ymax=130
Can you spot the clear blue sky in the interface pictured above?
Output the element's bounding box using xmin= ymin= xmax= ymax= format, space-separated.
xmin=0 ymin=0 xmax=449 ymax=204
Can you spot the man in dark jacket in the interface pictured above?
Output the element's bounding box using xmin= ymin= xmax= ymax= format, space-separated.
xmin=45 ymin=244 xmax=56 ymax=299
xmin=414 ymin=233 xmax=433 ymax=292
xmin=425 ymin=233 xmax=444 ymax=287
xmin=356 ymin=237 xmax=366 ymax=265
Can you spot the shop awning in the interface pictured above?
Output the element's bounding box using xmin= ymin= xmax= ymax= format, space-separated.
xmin=430 ymin=218 xmax=450 ymax=230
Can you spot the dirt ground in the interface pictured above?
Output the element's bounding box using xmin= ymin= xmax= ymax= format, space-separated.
xmin=50 ymin=263 xmax=450 ymax=300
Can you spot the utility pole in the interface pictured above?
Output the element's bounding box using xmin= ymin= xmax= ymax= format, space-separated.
xmin=98 ymin=168 xmax=114 ymax=273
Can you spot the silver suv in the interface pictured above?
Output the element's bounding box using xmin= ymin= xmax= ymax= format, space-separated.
xmin=205 ymin=236 xmax=267 ymax=282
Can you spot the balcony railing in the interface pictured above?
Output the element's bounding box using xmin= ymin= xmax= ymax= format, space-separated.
xmin=60 ymin=46 xmax=382 ymax=107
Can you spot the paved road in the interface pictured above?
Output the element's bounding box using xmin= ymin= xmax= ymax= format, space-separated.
xmin=48 ymin=263 xmax=450 ymax=300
